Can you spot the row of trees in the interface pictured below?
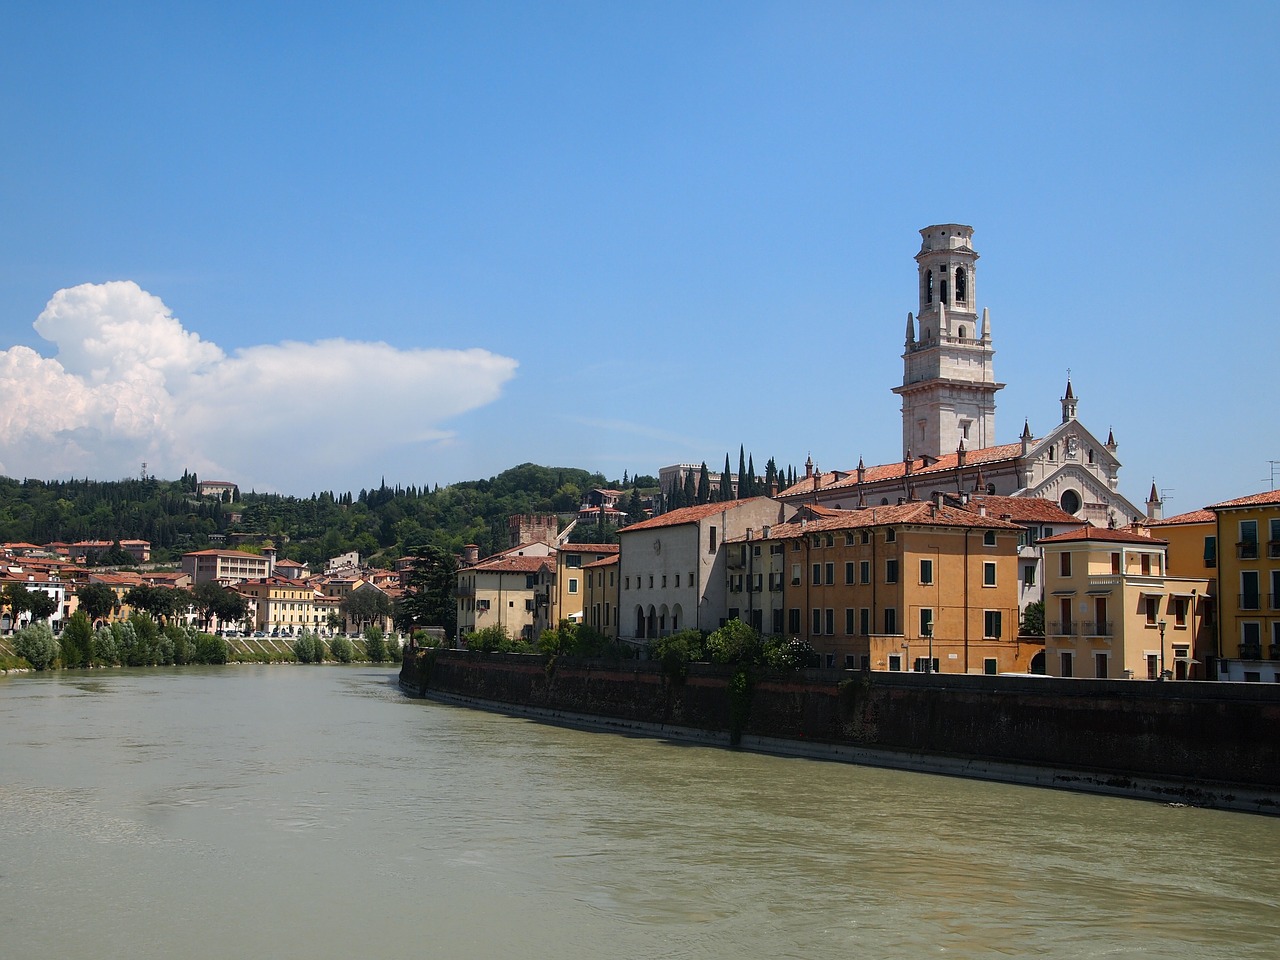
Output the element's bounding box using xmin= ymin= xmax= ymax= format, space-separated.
xmin=660 ymin=447 xmax=797 ymax=512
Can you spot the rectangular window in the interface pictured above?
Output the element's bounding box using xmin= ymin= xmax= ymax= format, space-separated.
xmin=1242 ymin=571 xmax=1260 ymax=610
xmin=888 ymin=654 xmax=902 ymax=671
xmin=920 ymin=559 xmax=933 ymax=585
xmin=1060 ymin=651 xmax=1073 ymax=678
xmin=860 ymin=608 xmax=870 ymax=636
xmin=1094 ymin=652 xmax=1108 ymax=679
xmin=675 ymin=574 xmax=680 ymax=587
xmin=792 ymin=563 xmax=801 ymax=586
xmin=919 ymin=608 xmax=933 ymax=636
xmin=884 ymin=608 xmax=897 ymax=635
xmin=845 ymin=561 xmax=855 ymax=584
xmin=984 ymin=610 xmax=1002 ymax=639
xmin=824 ymin=562 xmax=835 ymax=585
xmin=788 ymin=608 xmax=801 ymax=633
xmin=983 ymin=562 xmax=997 ymax=587
xmin=625 ymin=576 xmax=630 ymax=590
xmin=845 ymin=532 xmax=856 ymax=546
xmin=1271 ymin=519 xmax=1280 ymax=558
xmin=566 ymin=554 xmax=582 ymax=568
xmin=1023 ymin=564 xmax=1036 ymax=588
xmin=885 ymin=528 xmax=896 ymax=543
xmin=885 ymin=559 xmax=899 ymax=584
xmin=1111 ymin=552 xmax=1121 ymax=575
xmin=662 ymin=575 xmax=667 ymax=587
xmin=1145 ymin=596 xmax=1158 ymax=624
xmin=812 ymin=608 xmax=822 ymax=635
xmin=1060 ymin=552 xmax=1072 ymax=577
xmin=984 ymin=658 xmax=999 ymax=676
xmin=1140 ymin=554 xmax=1151 ymax=575
xmin=772 ymin=609 xmax=783 ymax=634
xmin=825 ymin=608 xmax=834 ymax=635
xmin=983 ymin=530 xmax=996 ymax=546
xmin=1173 ymin=595 xmax=1188 ymax=626
xmin=860 ymin=560 xmax=871 ymax=584
xmin=845 ymin=608 xmax=855 ymax=635
xmin=1240 ymin=520 xmax=1258 ymax=559
xmin=812 ymin=563 xmax=821 ymax=585
xmin=708 ymin=526 xmax=717 ymax=553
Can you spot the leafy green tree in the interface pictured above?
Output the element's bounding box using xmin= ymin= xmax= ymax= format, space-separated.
xmin=465 ymin=624 xmax=511 ymax=653
xmin=394 ymin=546 xmax=458 ymax=637
xmin=329 ymin=634 xmax=355 ymax=663
xmin=192 ymin=582 xmax=246 ymax=632
xmin=342 ymin=587 xmax=392 ymax=633
xmin=76 ymin=583 xmax=118 ymax=624
xmin=364 ymin=625 xmax=387 ymax=662
xmin=92 ymin=625 xmax=120 ymax=665
xmin=193 ymin=632 xmax=228 ymax=664
xmin=1020 ymin=600 xmax=1045 ymax=637
xmin=125 ymin=585 xmax=191 ymax=625
xmin=705 ymin=618 xmax=762 ymax=665
xmin=96 ymin=541 xmax=136 ymax=566
xmin=650 ymin=628 xmax=705 ymax=679
xmin=292 ymin=629 xmax=325 ymax=663
xmin=14 ymin=622 xmax=59 ymax=670
xmin=762 ymin=635 xmax=818 ymax=670
xmin=59 ymin=611 xmax=94 ymax=668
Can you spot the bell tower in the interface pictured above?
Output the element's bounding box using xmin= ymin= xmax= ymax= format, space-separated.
xmin=892 ymin=223 xmax=1003 ymax=460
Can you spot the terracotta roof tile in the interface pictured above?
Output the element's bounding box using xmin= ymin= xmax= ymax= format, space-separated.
xmin=1208 ymin=490 xmax=1280 ymax=510
xmin=1038 ymin=525 xmax=1166 ymax=546
xmin=468 ymin=555 xmax=552 ymax=574
xmin=620 ymin=497 xmax=776 ymax=533
xmin=1145 ymin=509 xmax=1216 ymax=526
xmin=778 ymin=442 xmax=1024 ymax=497
xmin=582 ymin=555 xmax=620 ymax=570
xmin=960 ymin=495 xmax=1082 ymax=525
xmin=751 ymin=502 xmax=1023 ymax=540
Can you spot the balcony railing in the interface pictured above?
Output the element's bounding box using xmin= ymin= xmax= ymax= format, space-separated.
xmin=1049 ymin=621 xmax=1076 ymax=636
xmin=1083 ymin=621 xmax=1114 ymax=637
xmin=1237 ymin=541 xmax=1259 ymax=560
xmin=1269 ymin=541 xmax=1280 ymax=559
xmin=1239 ymin=594 xmax=1262 ymax=611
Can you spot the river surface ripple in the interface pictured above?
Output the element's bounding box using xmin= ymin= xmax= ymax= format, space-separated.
xmin=1 ymin=666 xmax=1276 ymax=959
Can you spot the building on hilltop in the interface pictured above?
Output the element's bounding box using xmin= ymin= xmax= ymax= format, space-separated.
xmin=778 ymin=223 xmax=1144 ymax=529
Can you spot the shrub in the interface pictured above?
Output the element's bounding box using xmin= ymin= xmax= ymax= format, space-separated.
xmin=762 ymin=635 xmax=819 ymax=671
xmin=292 ymin=630 xmax=325 ymax=664
xmin=59 ymin=611 xmax=94 ymax=669
xmin=705 ymin=619 xmax=762 ymax=666
xmin=650 ymin=628 xmax=705 ymax=680
xmin=14 ymin=622 xmax=59 ymax=671
xmin=193 ymin=632 xmax=228 ymax=665
xmin=329 ymin=634 xmax=354 ymax=663
xmin=364 ymin=625 xmax=386 ymax=662
xmin=92 ymin=625 xmax=119 ymax=666
xmin=465 ymin=624 xmax=510 ymax=653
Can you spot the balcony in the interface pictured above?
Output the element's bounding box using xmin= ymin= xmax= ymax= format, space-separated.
xmin=1237 ymin=541 xmax=1259 ymax=560
xmin=454 ymin=582 xmax=475 ymax=598
xmin=1083 ymin=621 xmax=1114 ymax=637
xmin=1270 ymin=541 xmax=1280 ymax=559
xmin=1049 ymin=621 xmax=1076 ymax=637
xmin=1239 ymin=594 xmax=1262 ymax=611
xmin=1240 ymin=642 xmax=1262 ymax=661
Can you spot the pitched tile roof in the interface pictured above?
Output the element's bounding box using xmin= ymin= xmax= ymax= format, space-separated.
xmin=751 ymin=501 xmax=1023 ymax=540
xmin=620 ymin=497 xmax=777 ymax=533
xmin=778 ymin=442 xmax=1024 ymax=497
xmin=468 ymin=555 xmax=552 ymax=574
xmin=1207 ymin=490 xmax=1280 ymax=510
xmin=1145 ymin=508 xmax=1216 ymax=526
xmin=1038 ymin=525 xmax=1166 ymax=546
xmin=960 ymin=495 xmax=1082 ymax=525
xmin=582 ymin=555 xmax=620 ymax=569
xmin=558 ymin=543 xmax=620 ymax=554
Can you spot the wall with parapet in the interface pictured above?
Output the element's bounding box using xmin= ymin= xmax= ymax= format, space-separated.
xmin=400 ymin=650 xmax=1280 ymax=813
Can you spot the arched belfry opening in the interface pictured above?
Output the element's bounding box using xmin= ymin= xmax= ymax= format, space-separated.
xmin=925 ymin=269 xmax=933 ymax=304
xmin=955 ymin=266 xmax=967 ymax=303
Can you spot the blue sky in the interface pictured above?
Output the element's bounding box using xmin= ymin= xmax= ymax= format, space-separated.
xmin=1 ymin=2 xmax=1275 ymax=512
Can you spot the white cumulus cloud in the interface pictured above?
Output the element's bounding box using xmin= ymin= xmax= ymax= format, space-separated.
xmin=0 ymin=281 xmax=519 ymax=491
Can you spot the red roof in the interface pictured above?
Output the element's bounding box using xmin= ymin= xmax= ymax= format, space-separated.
xmin=1038 ymin=526 xmax=1166 ymax=546
xmin=582 ymin=555 xmax=620 ymax=569
xmin=960 ymin=495 xmax=1082 ymax=525
xmin=1146 ymin=509 xmax=1216 ymax=526
xmin=620 ymin=497 xmax=777 ymax=533
xmin=558 ymin=543 xmax=620 ymax=555
xmin=468 ymin=555 xmax=552 ymax=574
xmin=1208 ymin=490 xmax=1280 ymax=510
xmin=779 ymin=443 xmax=1024 ymax=498
xmin=752 ymin=501 xmax=1023 ymax=540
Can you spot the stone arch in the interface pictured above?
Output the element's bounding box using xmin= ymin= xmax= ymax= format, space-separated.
xmin=646 ymin=605 xmax=657 ymax=639
xmin=925 ymin=269 xmax=933 ymax=304
xmin=634 ymin=605 xmax=646 ymax=639
xmin=957 ymin=324 xmax=967 ymax=340
xmin=1029 ymin=650 xmax=1046 ymax=675
xmin=672 ymin=603 xmax=683 ymax=632
xmin=658 ymin=604 xmax=670 ymax=636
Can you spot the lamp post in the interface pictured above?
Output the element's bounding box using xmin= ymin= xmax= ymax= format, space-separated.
xmin=924 ymin=620 xmax=934 ymax=674
xmin=1158 ymin=619 xmax=1167 ymax=680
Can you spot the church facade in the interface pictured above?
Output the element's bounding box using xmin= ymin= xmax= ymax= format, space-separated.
xmin=780 ymin=224 xmax=1144 ymax=527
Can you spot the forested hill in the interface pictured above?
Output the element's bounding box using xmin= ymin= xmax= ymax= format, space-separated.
xmin=0 ymin=464 xmax=654 ymax=568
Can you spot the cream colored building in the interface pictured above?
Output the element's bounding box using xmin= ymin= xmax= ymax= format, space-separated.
xmin=182 ymin=549 xmax=272 ymax=585
xmin=1039 ymin=527 xmax=1210 ymax=680
xmin=239 ymin=576 xmax=324 ymax=635
xmin=456 ymin=542 xmax=556 ymax=642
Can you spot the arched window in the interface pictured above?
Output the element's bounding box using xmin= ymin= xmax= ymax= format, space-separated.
xmin=940 ymin=278 xmax=949 ymax=303
xmin=926 ymin=269 xmax=933 ymax=304
xmin=955 ymin=267 xmax=967 ymax=303
xmin=958 ymin=325 xmax=967 ymax=340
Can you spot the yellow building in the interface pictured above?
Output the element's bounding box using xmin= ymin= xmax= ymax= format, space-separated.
xmin=1039 ymin=527 xmax=1210 ymax=680
xmin=581 ymin=555 xmax=620 ymax=639
xmin=456 ymin=543 xmax=556 ymax=642
xmin=747 ymin=499 xmax=1033 ymax=674
xmin=240 ymin=576 xmax=322 ymax=635
xmin=549 ymin=544 xmax=620 ymax=628
xmin=1208 ymin=490 xmax=1280 ymax=681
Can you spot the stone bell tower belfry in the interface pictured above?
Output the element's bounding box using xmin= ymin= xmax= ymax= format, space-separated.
xmin=891 ymin=223 xmax=1004 ymax=460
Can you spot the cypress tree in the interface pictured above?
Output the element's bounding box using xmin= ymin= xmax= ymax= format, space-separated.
xmin=721 ymin=454 xmax=733 ymax=501
xmin=745 ymin=454 xmax=757 ymax=498
xmin=697 ymin=462 xmax=711 ymax=504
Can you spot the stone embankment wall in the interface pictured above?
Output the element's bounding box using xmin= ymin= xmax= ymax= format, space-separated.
xmin=401 ymin=650 xmax=1280 ymax=813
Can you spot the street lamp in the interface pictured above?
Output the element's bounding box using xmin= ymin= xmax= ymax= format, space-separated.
xmin=924 ymin=619 xmax=934 ymax=674
xmin=1158 ymin=619 xmax=1167 ymax=680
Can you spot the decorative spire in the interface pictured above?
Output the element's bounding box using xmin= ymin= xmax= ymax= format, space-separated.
xmin=1061 ymin=374 xmax=1078 ymax=423
xmin=1146 ymin=480 xmax=1163 ymax=521
xmin=1020 ymin=419 xmax=1033 ymax=441
xmin=981 ymin=306 xmax=991 ymax=342
xmin=1106 ymin=426 xmax=1117 ymax=450
xmin=905 ymin=311 xmax=915 ymax=344
xmin=938 ymin=300 xmax=947 ymax=335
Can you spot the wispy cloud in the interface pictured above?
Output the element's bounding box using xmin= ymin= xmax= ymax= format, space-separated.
xmin=0 ymin=281 xmax=518 ymax=491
